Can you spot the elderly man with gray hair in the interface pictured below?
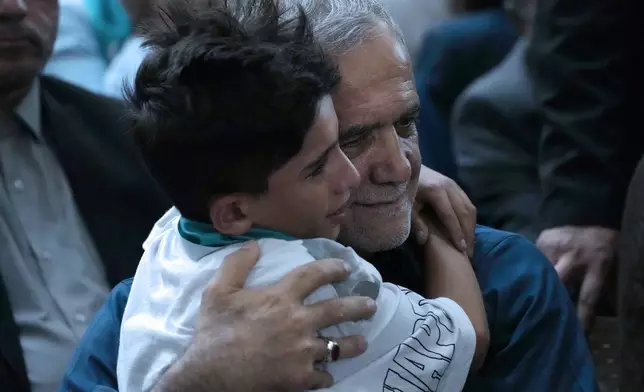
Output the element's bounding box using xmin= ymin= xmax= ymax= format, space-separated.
xmin=60 ymin=0 xmax=598 ymax=391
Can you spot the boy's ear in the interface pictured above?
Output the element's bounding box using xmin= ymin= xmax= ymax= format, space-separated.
xmin=209 ymin=194 xmax=254 ymax=236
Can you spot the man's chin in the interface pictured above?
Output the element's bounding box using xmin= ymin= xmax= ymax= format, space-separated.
xmin=339 ymin=216 xmax=411 ymax=255
xmin=0 ymin=66 xmax=40 ymax=110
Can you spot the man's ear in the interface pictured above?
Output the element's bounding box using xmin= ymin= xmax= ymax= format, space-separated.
xmin=209 ymin=194 xmax=254 ymax=236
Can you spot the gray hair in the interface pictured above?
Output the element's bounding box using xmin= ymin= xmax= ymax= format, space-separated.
xmin=279 ymin=0 xmax=406 ymax=56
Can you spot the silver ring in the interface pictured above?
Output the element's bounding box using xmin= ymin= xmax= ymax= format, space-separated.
xmin=321 ymin=337 xmax=340 ymax=363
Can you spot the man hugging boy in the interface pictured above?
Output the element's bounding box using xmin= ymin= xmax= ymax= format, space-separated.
xmin=117 ymin=0 xmax=488 ymax=391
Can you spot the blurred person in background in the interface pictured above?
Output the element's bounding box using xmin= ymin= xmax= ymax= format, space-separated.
xmin=0 ymin=0 xmax=168 ymax=389
xmin=451 ymin=0 xmax=539 ymax=241
xmin=526 ymin=0 xmax=640 ymax=389
xmin=378 ymin=0 xmax=450 ymax=59
xmin=618 ymin=135 xmax=644 ymax=392
xmin=43 ymin=0 xmax=151 ymax=96
xmin=413 ymin=0 xmax=518 ymax=180
xmin=101 ymin=0 xmax=151 ymax=95
xmin=526 ymin=0 xmax=632 ymax=334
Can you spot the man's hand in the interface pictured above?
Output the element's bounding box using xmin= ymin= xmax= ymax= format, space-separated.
xmin=537 ymin=226 xmax=618 ymax=332
xmin=412 ymin=165 xmax=476 ymax=257
xmin=155 ymin=241 xmax=377 ymax=392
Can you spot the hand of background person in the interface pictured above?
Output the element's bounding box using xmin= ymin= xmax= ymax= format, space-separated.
xmin=412 ymin=165 xmax=476 ymax=257
xmin=537 ymin=226 xmax=618 ymax=332
xmin=154 ymin=241 xmax=377 ymax=392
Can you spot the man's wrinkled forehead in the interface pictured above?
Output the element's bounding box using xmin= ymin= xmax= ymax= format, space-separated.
xmin=331 ymin=27 xmax=417 ymax=132
xmin=337 ymin=34 xmax=411 ymax=90
xmin=335 ymin=79 xmax=418 ymax=130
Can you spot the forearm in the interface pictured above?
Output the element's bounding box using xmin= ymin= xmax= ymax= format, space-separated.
xmin=424 ymin=231 xmax=488 ymax=368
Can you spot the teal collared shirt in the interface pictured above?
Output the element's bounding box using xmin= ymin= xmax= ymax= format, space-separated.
xmin=177 ymin=217 xmax=297 ymax=247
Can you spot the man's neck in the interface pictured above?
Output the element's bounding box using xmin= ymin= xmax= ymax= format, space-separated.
xmin=15 ymin=80 xmax=41 ymax=137
xmin=0 ymin=84 xmax=31 ymax=115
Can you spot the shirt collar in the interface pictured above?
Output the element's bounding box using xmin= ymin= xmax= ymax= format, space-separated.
xmin=177 ymin=217 xmax=297 ymax=247
xmin=15 ymin=80 xmax=42 ymax=140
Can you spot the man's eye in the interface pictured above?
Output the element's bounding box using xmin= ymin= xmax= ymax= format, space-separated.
xmin=397 ymin=116 xmax=418 ymax=128
xmin=396 ymin=116 xmax=418 ymax=137
xmin=308 ymin=162 xmax=326 ymax=178
xmin=340 ymin=137 xmax=366 ymax=159
xmin=340 ymin=138 xmax=361 ymax=150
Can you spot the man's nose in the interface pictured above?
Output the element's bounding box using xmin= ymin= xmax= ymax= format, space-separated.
xmin=370 ymin=126 xmax=411 ymax=185
xmin=0 ymin=0 xmax=27 ymax=20
xmin=334 ymin=149 xmax=361 ymax=194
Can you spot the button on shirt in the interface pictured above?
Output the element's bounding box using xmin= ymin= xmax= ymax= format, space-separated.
xmin=0 ymin=82 xmax=110 ymax=392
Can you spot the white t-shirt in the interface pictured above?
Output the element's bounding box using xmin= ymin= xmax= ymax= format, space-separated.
xmin=117 ymin=208 xmax=476 ymax=392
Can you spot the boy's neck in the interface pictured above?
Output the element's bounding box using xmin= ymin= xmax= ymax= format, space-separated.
xmin=178 ymin=217 xmax=297 ymax=247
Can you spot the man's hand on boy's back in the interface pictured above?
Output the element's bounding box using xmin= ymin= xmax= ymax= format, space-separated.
xmin=153 ymin=241 xmax=377 ymax=392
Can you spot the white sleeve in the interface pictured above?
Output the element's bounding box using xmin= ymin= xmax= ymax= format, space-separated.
xmin=116 ymin=238 xmax=319 ymax=392
xmin=116 ymin=250 xmax=198 ymax=392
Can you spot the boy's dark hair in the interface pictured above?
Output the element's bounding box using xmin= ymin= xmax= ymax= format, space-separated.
xmin=126 ymin=0 xmax=340 ymax=222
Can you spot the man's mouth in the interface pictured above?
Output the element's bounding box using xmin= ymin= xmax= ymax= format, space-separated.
xmin=354 ymin=192 xmax=406 ymax=207
xmin=0 ymin=26 xmax=42 ymax=51
xmin=0 ymin=29 xmax=29 ymax=42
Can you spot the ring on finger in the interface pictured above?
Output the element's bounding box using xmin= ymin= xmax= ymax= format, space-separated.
xmin=319 ymin=336 xmax=340 ymax=363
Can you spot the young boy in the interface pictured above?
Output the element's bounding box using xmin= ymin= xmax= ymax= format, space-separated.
xmin=117 ymin=0 xmax=488 ymax=391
